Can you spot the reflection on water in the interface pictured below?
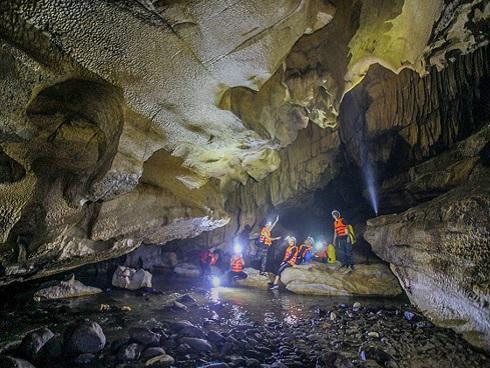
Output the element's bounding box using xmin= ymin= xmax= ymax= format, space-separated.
xmin=208 ymin=283 xmax=405 ymax=324
xmin=0 ymin=273 xmax=407 ymax=352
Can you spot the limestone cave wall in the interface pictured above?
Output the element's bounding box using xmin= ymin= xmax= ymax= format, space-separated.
xmin=0 ymin=0 xmax=489 ymax=352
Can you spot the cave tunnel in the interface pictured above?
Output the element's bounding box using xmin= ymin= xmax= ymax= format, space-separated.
xmin=0 ymin=1 xmax=490 ymax=367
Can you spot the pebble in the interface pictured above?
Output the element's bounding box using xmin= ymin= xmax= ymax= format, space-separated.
xmin=117 ymin=342 xmax=142 ymax=362
xmin=144 ymin=353 xmax=175 ymax=367
xmin=129 ymin=327 xmax=160 ymax=346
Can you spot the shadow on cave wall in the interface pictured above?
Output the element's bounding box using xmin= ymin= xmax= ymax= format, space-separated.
xmin=2 ymin=78 xmax=124 ymax=264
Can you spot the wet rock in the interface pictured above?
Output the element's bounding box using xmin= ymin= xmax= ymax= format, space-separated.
xmin=160 ymin=337 xmax=177 ymax=349
xmin=33 ymin=275 xmax=102 ymax=301
xmin=353 ymin=302 xmax=362 ymax=309
xmin=176 ymin=343 xmax=192 ymax=355
xmin=112 ymin=266 xmax=152 ymax=290
xmin=281 ymin=263 xmax=402 ymax=296
xmin=37 ymin=335 xmax=63 ymax=361
xmin=170 ymin=320 xmax=194 ymax=332
xmin=319 ymin=351 xmax=354 ymax=368
xmin=403 ymin=311 xmax=417 ymax=321
xmin=142 ymin=347 xmax=166 ymax=360
xmin=73 ymin=353 xmax=95 ymax=365
xmin=176 ymin=294 xmax=197 ymax=305
xmin=179 ymin=325 xmax=205 ymax=338
xmin=236 ymin=268 xmax=271 ymax=289
xmin=228 ymin=356 xmax=246 ymax=366
xmin=0 ymin=356 xmax=36 ymax=368
xmin=359 ymin=346 xmax=394 ymax=365
xmin=64 ymin=320 xmax=106 ymax=354
xmin=180 ymin=337 xmax=212 ymax=352
xmin=111 ymin=338 xmax=130 ymax=353
xmin=129 ymin=327 xmax=161 ymax=347
xmin=330 ymin=312 xmax=337 ymax=321
xmin=367 ymin=332 xmax=380 ymax=338
xmin=358 ymin=360 xmax=383 ymax=368
xmin=244 ymin=350 xmax=265 ymax=360
xmin=246 ymin=358 xmax=261 ymax=367
xmin=174 ymin=263 xmax=200 ymax=278
xmin=18 ymin=327 xmax=54 ymax=361
xmin=173 ymin=300 xmax=188 ymax=311
xmin=207 ymin=331 xmax=225 ymax=344
xmin=144 ymin=354 xmax=175 ymax=367
xmin=117 ymin=342 xmax=142 ymax=362
xmin=416 ymin=321 xmax=433 ymax=329
xmin=220 ymin=342 xmax=233 ymax=356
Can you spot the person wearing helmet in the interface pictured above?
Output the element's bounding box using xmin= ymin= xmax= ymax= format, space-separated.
xmin=332 ymin=210 xmax=354 ymax=271
xmin=270 ymin=236 xmax=298 ymax=290
xmin=256 ymin=215 xmax=281 ymax=275
xmin=296 ymin=236 xmax=314 ymax=264
xmin=227 ymin=242 xmax=248 ymax=284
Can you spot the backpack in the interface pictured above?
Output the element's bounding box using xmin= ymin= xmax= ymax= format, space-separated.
xmin=347 ymin=224 xmax=357 ymax=245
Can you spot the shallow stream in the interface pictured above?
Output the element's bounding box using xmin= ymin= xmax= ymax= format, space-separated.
xmin=1 ymin=274 xmax=488 ymax=368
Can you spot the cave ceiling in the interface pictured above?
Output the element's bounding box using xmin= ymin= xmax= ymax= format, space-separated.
xmin=0 ymin=0 xmax=489 ymax=284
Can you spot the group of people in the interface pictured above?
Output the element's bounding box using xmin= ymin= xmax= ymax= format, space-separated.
xmin=199 ymin=209 xmax=356 ymax=289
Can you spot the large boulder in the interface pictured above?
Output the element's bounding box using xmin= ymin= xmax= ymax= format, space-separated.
xmin=365 ymin=172 xmax=490 ymax=352
xmin=0 ymin=356 xmax=36 ymax=368
xmin=33 ymin=275 xmax=102 ymax=301
xmin=173 ymin=263 xmax=200 ymax=278
xmin=112 ymin=266 xmax=152 ymax=290
xmin=280 ymin=263 xmax=402 ymax=297
xmin=179 ymin=338 xmax=212 ymax=353
xmin=236 ymin=268 xmax=271 ymax=289
xmin=64 ymin=320 xmax=106 ymax=355
xmin=125 ymin=245 xmax=178 ymax=272
xmin=18 ymin=328 xmax=54 ymax=362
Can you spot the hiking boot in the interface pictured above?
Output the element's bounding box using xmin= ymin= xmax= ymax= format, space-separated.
xmin=270 ymin=284 xmax=279 ymax=290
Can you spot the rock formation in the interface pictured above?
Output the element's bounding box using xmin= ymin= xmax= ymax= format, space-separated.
xmin=33 ymin=274 xmax=102 ymax=301
xmin=365 ymin=137 xmax=490 ymax=351
xmin=0 ymin=0 xmax=489 ymax=352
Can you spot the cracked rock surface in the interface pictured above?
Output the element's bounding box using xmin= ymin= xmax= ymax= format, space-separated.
xmin=0 ymin=0 xmax=489 ymax=352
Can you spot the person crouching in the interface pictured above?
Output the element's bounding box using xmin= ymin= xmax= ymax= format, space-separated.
xmin=227 ymin=243 xmax=248 ymax=284
xmin=270 ymin=236 xmax=298 ymax=290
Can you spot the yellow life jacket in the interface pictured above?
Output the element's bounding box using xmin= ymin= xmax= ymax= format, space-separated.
xmin=347 ymin=224 xmax=357 ymax=245
xmin=327 ymin=243 xmax=336 ymax=264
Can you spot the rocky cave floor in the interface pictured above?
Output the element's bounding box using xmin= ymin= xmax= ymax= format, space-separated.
xmin=0 ymin=275 xmax=488 ymax=368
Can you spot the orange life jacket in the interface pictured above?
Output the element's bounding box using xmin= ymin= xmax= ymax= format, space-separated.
xmin=315 ymin=249 xmax=327 ymax=259
xmin=200 ymin=250 xmax=211 ymax=263
xmin=283 ymin=244 xmax=299 ymax=265
xmin=231 ymin=255 xmax=244 ymax=272
xmin=259 ymin=227 xmax=272 ymax=246
xmin=334 ymin=217 xmax=348 ymax=237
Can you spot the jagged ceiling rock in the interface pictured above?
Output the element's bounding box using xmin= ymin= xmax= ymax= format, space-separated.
xmin=339 ymin=46 xmax=489 ymax=212
xmin=0 ymin=0 xmax=489 ymax=292
xmin=0 ymin=0 xmax=335 ymax=184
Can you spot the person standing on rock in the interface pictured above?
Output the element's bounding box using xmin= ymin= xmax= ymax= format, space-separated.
xmin=270 ymin=236 xmax=298 ymax=290
xmin=256 ymin=216 xmax=281 ymax=275
xmin=332 ymin=210 xmax=354 ymax=271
